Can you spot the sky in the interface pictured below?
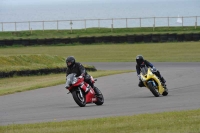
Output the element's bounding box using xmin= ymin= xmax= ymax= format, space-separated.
xmin=1 ymin=0 xmax=191 ymax=6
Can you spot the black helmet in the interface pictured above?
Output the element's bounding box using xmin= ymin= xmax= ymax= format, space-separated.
xmin=136 ymin=55 xmax=144 ymax=65
xmin=66 ymin=56 xmax=75 ymax=68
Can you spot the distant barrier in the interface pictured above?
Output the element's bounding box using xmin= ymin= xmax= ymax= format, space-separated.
xmin=0 ymin=67 xmax=97 ymax=78
xmin=0 ymin=16 xmax=200 ymax=31
xmin=0 ymin=33 xmax=199 ymax=46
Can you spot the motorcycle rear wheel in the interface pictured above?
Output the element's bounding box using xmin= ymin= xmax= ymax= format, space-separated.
xmin=94 ymin=88 xmax=104 ymax=106
xmin=71 ymin=90 xmax=86 ymax=107
xmin=147 ymin=82 xmax=160 ymax=97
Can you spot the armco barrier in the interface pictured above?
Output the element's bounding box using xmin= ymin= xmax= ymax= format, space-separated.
xmin=127 ymin=35 xmax=135 ymax=43
xmin=30 ymin=39 xmax=38 ymax=45
xmin=13 ymin=39 xmax=22 ymax=45
xmin=160 ymin=34 xmax=168 ymax=42
xmin=103 ymin=36 xmax=112 ymax=43
xmin=184 ymin=33 xmax=193 ymax=41
xmin=70 ymin=37 xmax=78 ymax=44
xmin=5 ymin=40 xmax=14 ymax=46
xmin=119 ymin=35 xmax=127 ymax=43
xmin=152 ymin=34 xmax=160 ymax=42
xmin=21 ymin=39 xmax=30 ymax=46
xmin=168 ymin=33 xmax=177 ymax=42
xmin=177 ymin=34 xmax=185 ymax=42
xmin=143 ymin=34 xmax=152 ymax=43
xmin=0 ymin=67 xmax=97 ymax=78
xmin=135 ymin=34 xmax=143 ymax=43
xmin=62 ymin=38 xmax=71 ymax=44
xmin=94 ymin=36 xmax=103 ymax=43
xmin=0 ymin=40 xmax=5 ymax=46
xmin=0 ymin=33 xmax=200 ymax=46
xmin=193 ymin=33 xmax=200 ymax=41
xmin=112 ymin=36 xmax=120 ymax=43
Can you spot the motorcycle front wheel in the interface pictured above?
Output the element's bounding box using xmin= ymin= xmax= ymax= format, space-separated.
xmin=147 ymin=82 xmax=160 ymax=97
xmin=71 ymin=89 xmax=86 ymax=107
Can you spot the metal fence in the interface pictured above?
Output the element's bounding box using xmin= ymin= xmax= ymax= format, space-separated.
xmin=1 ymin=16 xmax=199 ymax=32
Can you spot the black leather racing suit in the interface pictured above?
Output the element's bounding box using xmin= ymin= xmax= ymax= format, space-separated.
xmin=66 ymin=62 xmax=101 ymax=95
xmin=66 ymin=62 xmax=94 ymax=88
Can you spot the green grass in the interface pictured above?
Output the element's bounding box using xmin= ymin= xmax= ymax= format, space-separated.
xmin=0 ymin=26 xmax=199 ymax=39
xmin=0 ymin=54 xmax=65 ymax=72
xmin=1 ymin=42 xmax=200 ymax=62
xmin=0 ymin=70 xmax=133 ymax=96
xmin=0 ymin=109 xmax=199 ymax=133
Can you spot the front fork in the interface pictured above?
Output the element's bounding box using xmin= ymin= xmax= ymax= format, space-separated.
xmin=77 ymin=87 xmax=84 ymax=99
xmin=148 ymin=80 xmax=157 ymax=87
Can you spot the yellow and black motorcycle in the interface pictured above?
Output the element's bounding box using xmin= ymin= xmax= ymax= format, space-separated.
xmin=140 ymin=66 xmax=168 ymax=97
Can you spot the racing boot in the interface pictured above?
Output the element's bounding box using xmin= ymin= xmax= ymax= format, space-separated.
xmin=93 ymin=86 xmax=101 ymax=96
xmin=160 ymin=77 xmax=166 ymax=86
xmin=87 ymin=80 xmax=101 ymax=96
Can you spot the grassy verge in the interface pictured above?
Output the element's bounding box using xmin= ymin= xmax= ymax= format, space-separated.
xmin=0 ymin=27 xmax=200 ymax=39
xmin=0 ymin=109 xmax=199 ymax=133
xmin=1 ymin=42 xmax=200 ymax=62
xmin=0 ymin=54 xmax=65 ymax=72
xmin=0 ymin=70 xmax=133 ymax=96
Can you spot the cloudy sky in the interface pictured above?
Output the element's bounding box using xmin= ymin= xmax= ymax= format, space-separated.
xmin=1 ymin=0 xmax=190 ymax=5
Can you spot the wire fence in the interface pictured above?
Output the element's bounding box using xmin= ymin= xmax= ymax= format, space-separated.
xmin=1 ymin=16 xmax=199 ymax=32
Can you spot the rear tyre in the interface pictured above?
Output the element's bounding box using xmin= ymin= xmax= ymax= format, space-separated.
xmin=71 ymin=89 xmax=86 ymax=107
xmin=147 ymin=82 xmax=160 ymax=97
xmin=94 ymin=88 xmax=104 ymax=106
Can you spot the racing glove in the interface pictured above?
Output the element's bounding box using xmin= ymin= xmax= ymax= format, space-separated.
xmin=137 ymin=75 xmax=141 ymax=80
xmin=78 ymin=73 xmax=85 ymax=78
xmin=151 ymin=67 xmax=157 ymax=72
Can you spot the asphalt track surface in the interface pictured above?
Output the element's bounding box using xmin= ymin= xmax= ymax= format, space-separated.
xmin=0 ymin=62 xmax=200 ymax=125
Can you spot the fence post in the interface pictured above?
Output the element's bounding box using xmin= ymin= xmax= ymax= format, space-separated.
xmin=112 ymin=18 xmax=113 ymax=26
xmin=168 ymin=17 xmax=169 ymax=28
xmin=43 ymin=21 xmax=44 ymax=32
xmin=85 ymin=20 xmax=86 ymax=30
xmin=2 ymin=23 xmax=3 ymax=31
xmin=182 ymin=17 xmax=183 ymax=27
xmin=70 ymin=21 xmax=73 ymax=33
xmin=195 ymin=16 xmax=197 ymax=29
xmin=57 ymin=20 xmax=58 ymax=31
xmin=111 ymin=18 xmax=113 ymax=32
xmin=154 ymin=17 xmax=155 ymax=30
xmin=15 ymin=22 xmax=16 ymax=31
xmin=126 ymin=18 xmax=127 ymax=28
xmin=29 ymin=21 xmax=30 ymax=31
xmin=140 ymin=18 xmax=141 ymax=27
xmin=98 ymin=19 xmax=100 ymax=29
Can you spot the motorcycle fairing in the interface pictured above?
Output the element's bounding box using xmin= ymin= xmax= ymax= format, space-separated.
xmin=141 ymin=68 xmax=165 ymax=94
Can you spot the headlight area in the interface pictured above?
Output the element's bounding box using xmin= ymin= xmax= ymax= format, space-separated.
xmin=72 ymin=78 xmax=78 ymax=84
xmin=141 ymin=76 xmax=146 ymax=82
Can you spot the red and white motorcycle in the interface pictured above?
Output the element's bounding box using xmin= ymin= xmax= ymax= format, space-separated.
xmin=65 ymin=73 xmax=104 ymax=107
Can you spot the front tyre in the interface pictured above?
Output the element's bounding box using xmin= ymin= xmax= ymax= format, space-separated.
xmin=162 ymin=86 xmax=168 ymax=96
xmin=147 ymin=82 xmax=160 ymax=97
xmin=94 ymin=88 xmax=104 ymax=106
xmin=71 ymin=89 xmax=86 ymax=107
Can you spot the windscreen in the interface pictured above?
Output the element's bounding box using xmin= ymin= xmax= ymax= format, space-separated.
xmin=140 ymin=65 xmax=148 ymax=75
xmin=66 ymin=73 xmax=77 ymax=87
